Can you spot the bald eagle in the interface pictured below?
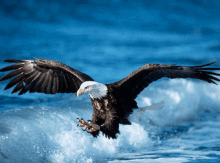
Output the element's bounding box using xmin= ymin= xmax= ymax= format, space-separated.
xmin=0 ymin=58 xmax=220 ymax=139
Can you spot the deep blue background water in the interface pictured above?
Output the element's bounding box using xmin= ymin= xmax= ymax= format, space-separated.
xmin=0 ymin=0 xmax=220 ymax=162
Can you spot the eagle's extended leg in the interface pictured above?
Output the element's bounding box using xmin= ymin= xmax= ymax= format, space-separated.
xmin=77 ymin=118 xmax=100 ymax=133
xmin=99 ymin=109 xmax=120 ymax=139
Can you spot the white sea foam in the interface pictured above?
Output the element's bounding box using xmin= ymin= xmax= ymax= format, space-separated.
xmin=0 ymin=79 xmax=219 ymax=162
xmin=0 ymin=103 xmax=151 ymax=162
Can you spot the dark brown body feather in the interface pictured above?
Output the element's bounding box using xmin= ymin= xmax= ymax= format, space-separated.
xmin=90 ymin=85 xmax=137 ymax=138
xmin=1 ymin=58 xmax=220 ymax=139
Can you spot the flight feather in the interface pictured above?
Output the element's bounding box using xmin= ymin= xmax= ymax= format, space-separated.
xmin=0 ymin=58 xmax=94 ymax=95
xmin=113 ymin=63 xmax=220 ymax=100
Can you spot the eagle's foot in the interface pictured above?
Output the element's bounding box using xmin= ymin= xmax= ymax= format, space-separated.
xmin=87 ymin=120 xmax=100 ymax=133
xmin=77 ymin=118 xmax=100 ymax=133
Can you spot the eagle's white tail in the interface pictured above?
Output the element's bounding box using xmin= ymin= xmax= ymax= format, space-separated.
xmin=130 ymin=101 xmax=165 ymax=121
xmin=139 ymin=101 xmax=164 ymax=113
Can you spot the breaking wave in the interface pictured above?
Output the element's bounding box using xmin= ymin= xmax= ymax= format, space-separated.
xmin=0 ymin=79 xmax=219 ymax=162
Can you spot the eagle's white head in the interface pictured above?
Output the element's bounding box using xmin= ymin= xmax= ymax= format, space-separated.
xmin=77 ymin=81 xmax=108 ymax=99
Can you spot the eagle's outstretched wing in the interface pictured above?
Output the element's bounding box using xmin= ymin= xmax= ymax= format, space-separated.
xmin=0 ymin=58 xmax=94 ymax=95
xmin=112 ymin=62 xmax=220 ymax=100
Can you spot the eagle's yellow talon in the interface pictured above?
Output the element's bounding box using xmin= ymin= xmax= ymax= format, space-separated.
xmin=77 ymin=118 xmax=100 ymax=132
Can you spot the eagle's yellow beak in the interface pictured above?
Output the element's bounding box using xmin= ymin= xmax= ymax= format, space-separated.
xmin=77 ymin=89 xmax=85 ymax=97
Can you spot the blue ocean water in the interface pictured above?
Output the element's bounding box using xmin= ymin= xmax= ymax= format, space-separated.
xmin=0 ymin=0 xmax=220 ymax=162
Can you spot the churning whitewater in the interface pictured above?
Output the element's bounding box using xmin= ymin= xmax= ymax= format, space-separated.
xmin=0 ymin=79 xmax=220 ymax=162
